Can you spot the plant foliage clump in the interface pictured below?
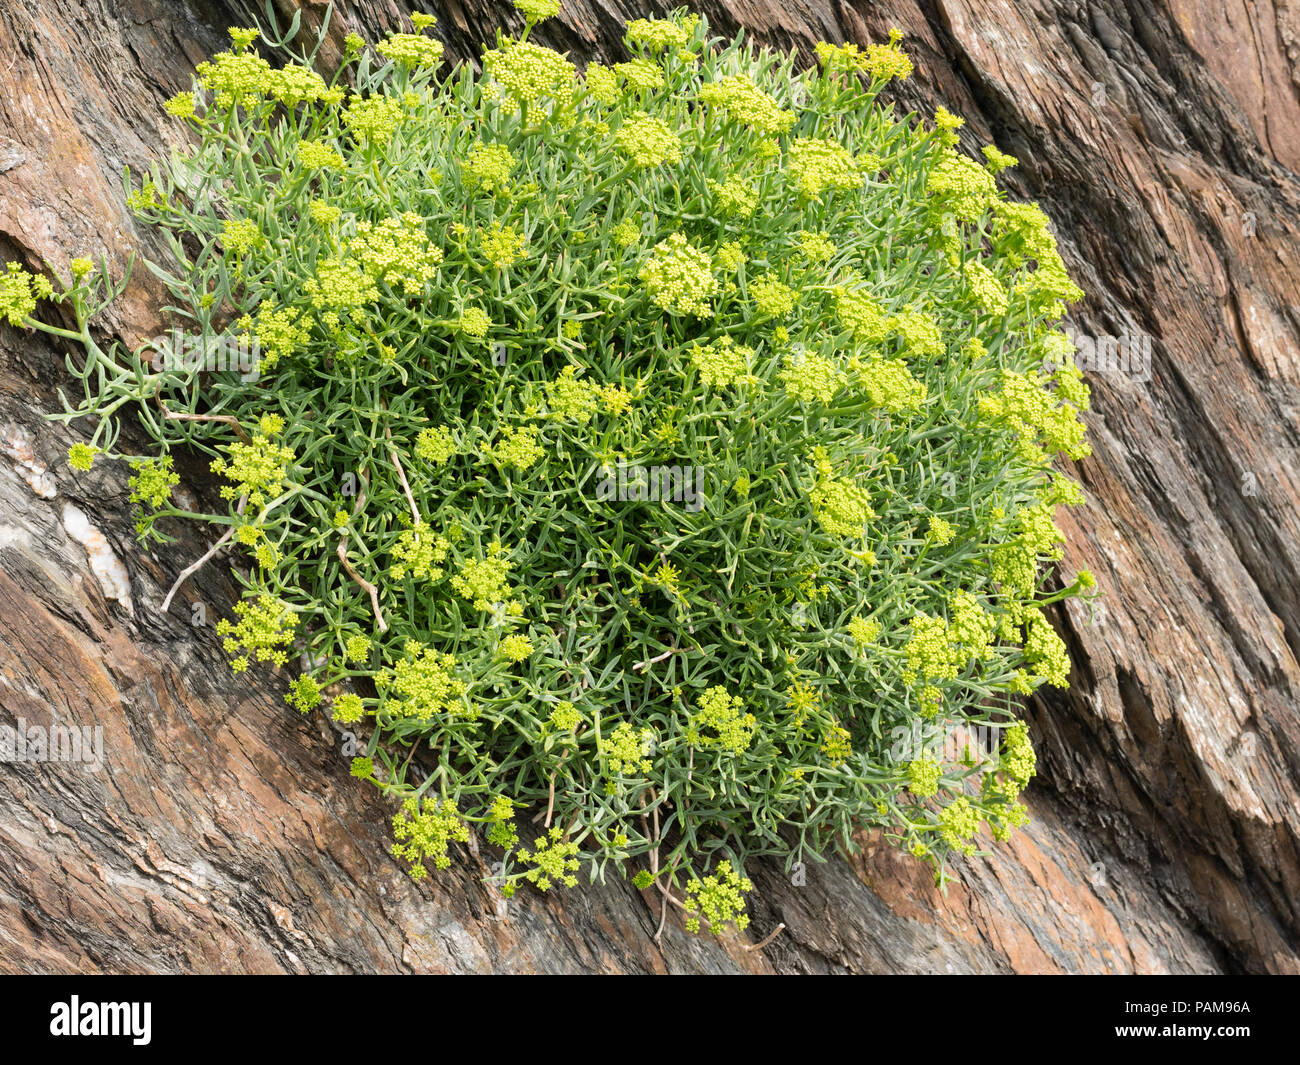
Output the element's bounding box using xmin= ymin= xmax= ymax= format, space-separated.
xmin=17 ymin=2 xmax=1097 ymax=934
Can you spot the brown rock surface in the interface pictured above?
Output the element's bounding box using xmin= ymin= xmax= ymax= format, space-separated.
xmin=0 ymin=0 xmax=1297 ymax=973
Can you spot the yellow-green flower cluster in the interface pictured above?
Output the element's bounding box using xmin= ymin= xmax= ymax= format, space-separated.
xmin=287 ymin=674 xmax=322 ymax=713
xmin=988 ymin=798 xmax=1030 ymax=842
xmin=195 ymin=37 xmax=270 ymax=109
xmin=378 ymin=640 xmax=471 ymax=721
xmin=583 ymin=63 xmax=619 ymax=105
xmin=707 ymin=176 xmax=755 ymax=217
xmin=983 ymin=144 xmax=1018 ymax=173
xmin=625 ymin=14 xmax=698 ymax=52
xmin=809 ymin=473 xmax=876 ymax=538
xmin=821 ymin=723 xmax=852 ymax=769
xmin=479 ymin=221 xmax=527 ymax=270
xmin=949 ymin=590 xmax=994 ymax=656
xmin=689 ymin=685 xmax=756 ymax=753
xmin=376 ymin=32 xmax=445 ymax=68
xmin=515 ymin=0 xmax=561 ymax=22
xmin=308 ymin=199 xmax=341 ymax=225
xmin=891 ymin=307 xmax=944 ymax=358
xmin=848 ymin=614 xmax=881 ymax=648
xmin=856 ymin=357 xmax=926 ymax=413
xmin=196 ymin=33 xmax=336 ymax=109
xmin=129 ymin=455 xmax=179 ymax=509
xmin=415 ymin=425 xmax=457 ymax=464
xmin=345 ymin=633 xmax=372 ymax=663
xmin=797 ymin=230 xmax=836 ymax=263
xmin=221 ymin=218 xmax=263 ymax=257
xmin=305 ymin=258 xmax=379 ymax=319
xmin=690 ymin=336 xmax=753 ymax=388
xmin=750 ymin=273 xmax=796 ymax=317
xmin=907 ymin=752 xmax=942 ymax=797
xmin=483 ymin=40 xmax=575 ymax=106
xmin=998 ymin=722 xmax=1036 ymax=796
xmin=978 ymin=368 xmax=1089 ymax=461
xmin=0 ymin=263 xmax=50 ymax=326
xmin=343 ymin=94 xmax=405 ymax=144
xmin=210 ymin=415 xmax=295 ymax=508
xmin=392 ymin=797 xmax=471 ymax=878
xmin=615 ymin=112 xmax=681 ymax=168
xmin=390 ymin=522 xmax=451 ymax=581
xmin=517 ymin=826 xmax=580 ymax=891
xmin=788 ymin=137 xmax=872 ymax=199
xmin=989 ymin=502 xmax=1065 ymax=595
xmin=126 ymin=179 xmax=162 ymax=212
xmin=611 ymin=218 xmax=640 ymax=247
xmin=698 ymin=74 xmax=793 ymax=135
xmin=683 ymin=860 xmax=752 ymax=934
xmin=1024 ymin=610 xmax=1070 ymax=687
xmin=903 ymin=592 xmax=993 ymax=685
xmin=549 ymin=700 xmax=581 ymax=731
xmin=244 ymin=303 xmax=308 ymax=370
xmin=926 ymin=515 xmax=954 ymax=545
xmin=350 ymin=213 xmax=444 ymax=295
xmin=715 ymin=241 xmax=745 ymax=271
xmin=602 ymin=721 xmax=654 ymax=776
xmin=992 ymin=201 xmax=1059 ymax=267
xmin=333 ymin=692 xmax=365 ymax=725
xmin=964 ymin=260 xmax=1008 ymax=315
xmin=542 ymin=365 xmax=629 ymax=421
xmin=780 ymin=350 xmax=843 ymax=403
xmin=835 ymin=286 xmax=890 ymax=345
xmin=267 ymin=64 xmax=333 ymax=108
xmin=816 ymin=29 xmax=911 ymax=83
xmin=164 ymin=92 xmax=196 ymax=119
xmin=638 ymin=232 xmax=717 ymax=316
xmin=216 ymin=594 xmax=296 ymax=673
xmin=484 ymin=423 xmax=544 ymax=471
xmin=463 ymin=142 xmax=515 ymax=196
xmin=486 ymin=794 xmax=518 ymax=849
xmin=454 ymin=307 xmax=491 ymax=339
xmin=931 ymin=106 xmax=964 ymax=148
xmin=926 ymin=147 xmax=999 ymax=221
xmin=449 ymin=546 xmax=518 ymax=611
xmin=499 ymin=633 xmax=534 ymax=662
xmin=297 ymin=139 xmax=346 ymax=170
xmin=937 ymin=795 xmax=981 ymax=856
xmin=615 ymin=57 xmax=665 ymax=93
xmin=68 ymin=443 xmax=98 ymax=472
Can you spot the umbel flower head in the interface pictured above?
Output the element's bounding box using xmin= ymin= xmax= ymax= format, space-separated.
xmin=615 ymin=112 xmax=681 ymax=168
xmin=638 ymin=232 xmax=717 ymax=316
xmin=482 ymin=39 xmax=575 ymax=106
xmin=209 ymin=414 xmax=295 ymax=510
xmin=684 ymin=860 xmax=753 ymax=934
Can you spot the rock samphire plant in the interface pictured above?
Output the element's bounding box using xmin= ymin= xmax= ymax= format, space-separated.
xmin=9 ymin=2 xmax=1096 ymax=937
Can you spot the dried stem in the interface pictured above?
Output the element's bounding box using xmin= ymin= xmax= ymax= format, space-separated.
xmin=384 ymin=425 xmax=421 ymax=526
xmin=743 ymin=923 xmax=787 ymax=952
xmin=160 ymin=494 xmax=246 ymax=613
xmin=157 ymin=401 xmax=251 ymax=443
xmin=632 ymin=646 xmax=679 ymax=672
xmin=336 ymin=475 xmax=386 ymax=632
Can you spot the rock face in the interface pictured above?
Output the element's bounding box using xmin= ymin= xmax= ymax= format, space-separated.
xmin=1 ymin=0 xmax=1298 ymax=974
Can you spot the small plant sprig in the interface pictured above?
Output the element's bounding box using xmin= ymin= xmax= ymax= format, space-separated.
xmin=15 ymin=1 xmax=1099 ymax=935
